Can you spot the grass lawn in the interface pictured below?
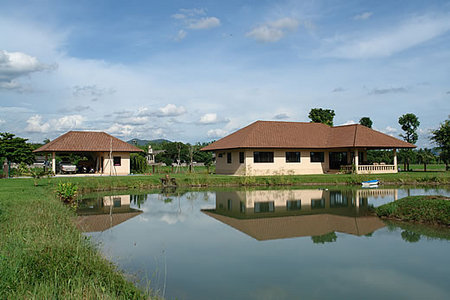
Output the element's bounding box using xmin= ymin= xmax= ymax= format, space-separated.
xmin=0 ymin=179 xmax=148 ymax=299
xmin=399 ymin=164 xmax=447 ymax=172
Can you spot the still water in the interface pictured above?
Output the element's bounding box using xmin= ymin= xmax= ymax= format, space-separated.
xmin=77 ymin=187 xmax=450 ymax=300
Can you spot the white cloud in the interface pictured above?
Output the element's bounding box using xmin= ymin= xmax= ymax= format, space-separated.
xmin=0 ymin=50 xmax=55 ymax=90
xmin=340 ymin=120 xmax=356 ymax=125
xmin=172 ymin=8 xmax=219 ymax=35
xmin=174 ymin=29 xmax=187 ymax=41
xmin=246 ymin=17 xmax=299 ymax=42
xmin=72 ymin=85 xmax=116 ymax=98
xmin=179 ymin=8 xmax=206 ymax=17
xmin=382 ymin=126 xmax=398 ymax=136
xmin=354 ymin=12 xmax=373 ymax=20
xmin=25 ymin=114 xmax=84 ymax=133
xmin=330 ymin=14 xmax=450 ymax=58
xmin=157 ymin=104 xmax=186 ymax=117
xmin=188 ymin=17 xmax=220 ymax=30
xmin=25 ymin=115 xmax=51 ymax=133
xmin=207 ymin=128 xmax=228 ymax=138
xmin=106 ymin=123 xmax=134 ymax=137
xmin=199 ymin=113 xmax=218 ymax=124
xmin=0 ymin=119 xmax=5 ymax=125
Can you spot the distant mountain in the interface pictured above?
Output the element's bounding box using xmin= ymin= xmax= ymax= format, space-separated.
xmin=127 ymin=138 xmax=171 ymax=146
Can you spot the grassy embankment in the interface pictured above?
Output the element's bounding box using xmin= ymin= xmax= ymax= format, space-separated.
xmin=55 ymin=171 xmax=450 ymax=193
xmin=0 ymin=179 xmax=148 ymax=299
xmin=376 ymin=195 xmax=450 ymax=226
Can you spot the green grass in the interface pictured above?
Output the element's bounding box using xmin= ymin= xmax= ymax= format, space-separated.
xmin=0 ymin=179 xmax=149 ymax=299
xmin=400 ymin=164 xmax=446 ymax=172
xmin=376 ymin=195 xmax=450 ymax=226
xmin=60 ymin=171 xmax=450 ymax=192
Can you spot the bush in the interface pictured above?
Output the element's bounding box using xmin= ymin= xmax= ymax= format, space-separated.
xmin=56 ymin=182 xmax=78 ymax=203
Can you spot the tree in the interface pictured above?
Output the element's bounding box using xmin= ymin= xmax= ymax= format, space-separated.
xmin=308 ymin=108 xmax=335 ymax=126
xmin=398 ymin=113 xmax=420 ymax=171
xmin=431 ymin=117 xmax=450 ymax=171
xmin=359 ymin=117 xmax=373 ymax=128
xmin=0 ymin=132 xmax=34 ymax=165
xmin=416 ymin=148 xmax=435 ymax=172
xmin=398 ymin=113 xmax=420 ymax=144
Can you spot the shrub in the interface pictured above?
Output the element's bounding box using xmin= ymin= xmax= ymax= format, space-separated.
xmin=56 ymin=182 xmax=78 ymax=203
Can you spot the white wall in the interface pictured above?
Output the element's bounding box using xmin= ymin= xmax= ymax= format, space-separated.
xmin=215 ymin=149 xmax=329 ymax=175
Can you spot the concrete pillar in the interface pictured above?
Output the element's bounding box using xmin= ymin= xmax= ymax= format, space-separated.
xmin=393 ymin=148 xmax=398 ymax=172
xmin=52 ymin=152 xmax=56 ymax=174
xmin=354 ymin=149 xmax=359 ymax=174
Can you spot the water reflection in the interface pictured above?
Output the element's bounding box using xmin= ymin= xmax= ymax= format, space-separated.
xmin=75 ymin=195 xmax=142 ymax=233
xmin=202 ymin=189 xmax=395 ymax=241
xmin=78 ymin=187 xmax=450 ymax=300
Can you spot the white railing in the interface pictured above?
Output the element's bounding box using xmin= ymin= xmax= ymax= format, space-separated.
xmin=341 ymin=164 xmax=397 ymax=174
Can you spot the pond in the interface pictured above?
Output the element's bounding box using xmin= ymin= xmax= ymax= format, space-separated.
xmin=77 ymin=186 xmax=450 ymax=300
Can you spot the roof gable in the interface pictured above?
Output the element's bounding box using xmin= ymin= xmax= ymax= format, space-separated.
xmin=202 ymin=121 xmax=415 ymax=151
xmin=33 ymin=131 xmax=144 ymax=153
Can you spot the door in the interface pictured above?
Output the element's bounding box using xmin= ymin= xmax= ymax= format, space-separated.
xmin=329 ymin=152 xmax=348 ymax=170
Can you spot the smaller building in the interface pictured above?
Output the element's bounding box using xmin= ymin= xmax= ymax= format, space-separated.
xmin=33 ymin=131 xmax=143 ymax=175
xmin=202 ymin=121 xmax=416 ymax=175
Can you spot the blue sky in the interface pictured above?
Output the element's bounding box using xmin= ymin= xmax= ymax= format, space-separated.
xmin=0 ymin=0 xmax=449 ymax=147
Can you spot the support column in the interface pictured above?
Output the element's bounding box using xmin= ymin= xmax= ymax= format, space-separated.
xmin=52 ymin=152 xmax=56 ymax=174
xmin=354 ymin=149 xmax=359 ymax=174
xmin=393 ymin=148 xmax=398 ymax=173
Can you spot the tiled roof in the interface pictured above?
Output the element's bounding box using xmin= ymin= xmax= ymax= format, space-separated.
xmin=33 ymin=131 xmax=144 ymax=153
xmin=202 ymin=121 xmax=415 ymax=151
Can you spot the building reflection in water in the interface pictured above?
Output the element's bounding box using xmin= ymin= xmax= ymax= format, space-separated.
xmin=203 ymin=189 xmax=397 ymax=241
xmin=76 ymin=194 xmax=142 ymax=233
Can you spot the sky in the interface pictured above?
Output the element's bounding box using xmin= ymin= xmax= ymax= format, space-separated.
xmin=0 ymin=0 xmax=449 ymax=147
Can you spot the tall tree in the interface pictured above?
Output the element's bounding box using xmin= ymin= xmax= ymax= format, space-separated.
xmin=431 ymin=117 xmax=450 ymax=171
xmin=398 ymin=113 xmax=420 ymax=171
xmin=308 ymin=108 xmax=335 ymax=126
xmin=0 ymin=132 xmax=34 ymax=165
xmin=359 ymin=117 xmax=373 ymax=128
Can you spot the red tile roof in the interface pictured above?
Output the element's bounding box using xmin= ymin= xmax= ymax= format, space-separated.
xmin=202 ymin=121 xmax=415 ymax=151
xmin=33 ymin=131 xmax=144 ymax=153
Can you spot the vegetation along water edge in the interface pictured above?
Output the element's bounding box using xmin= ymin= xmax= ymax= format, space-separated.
xmin=376 ymin=195 xmax=450 ymax=226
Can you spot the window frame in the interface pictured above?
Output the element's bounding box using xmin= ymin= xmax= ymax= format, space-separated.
xmin=113 ymin=156 xmax=121 ymax=166
xmin=310 ymin=152 xmax=325 ymax=163
xmin=285 ymin=151 xmax=301 ymax=163
xmin=253 ymin=151 xmax=274 ymax=163
xmin=239 ymin=152 xmax=245 ymax=164
xmin=227 ymin=152 xmax=232 ymax=164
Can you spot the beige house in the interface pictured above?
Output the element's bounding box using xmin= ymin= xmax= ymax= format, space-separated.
xmin=33 ymin=131 xmax=143 ymax=175
xmin=202 ymin=121 xmax=416 ymax=175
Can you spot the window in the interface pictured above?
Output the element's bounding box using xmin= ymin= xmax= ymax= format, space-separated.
xmin=113 ymin=156 xmax=121 ymax=166
xmin=286 ymin=200 xmax=301 ymax=211
xmin=218 ymin=153 xmax=223 ymax=158
xmin=254 ymin=151 xmax=274 ymax=163
xmin=227 ymin=152 xmax=232 ymax=164
xmin=310 ymin=152 xmax=324 ymax=162
xmin=254 ymin=201 xmax=275 ymax=213
xmin=239 ymin=152 xmax=245 ymax=164
xmin=286 ymin=152 xmax=301 ymax=163
xmin=227 ymin=199 xmax=232 ymax=210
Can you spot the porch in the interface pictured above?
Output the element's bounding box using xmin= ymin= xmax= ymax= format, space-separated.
xmin=334 ymin=148 xmax=398 ymax=174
